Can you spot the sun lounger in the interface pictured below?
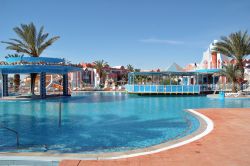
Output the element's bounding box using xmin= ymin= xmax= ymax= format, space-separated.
xmin=225 ymin=91 xmax=245 ymax=97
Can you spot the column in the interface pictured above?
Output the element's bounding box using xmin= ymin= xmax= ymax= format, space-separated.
xmin=196 ymin=74 xmax=199 ymax=85
xmin=169 ymin=74 xmax=172 ymax=85
xmin=40 ymin=72 xmax=46 ymax=98
xmin=132 ymin=73 xmax=135 ymax=85
xmin=212 ymin=75 xmax=215 ymax=90
xmin=2 ymin=74 xmax=8 ymax=97
xmin=91 ymin=70 xmax=95 ymax=86
xmin=187 ymin=76 xmax=191 ymax=85
xmin=63 ymin=73 xmax=69 ymax=96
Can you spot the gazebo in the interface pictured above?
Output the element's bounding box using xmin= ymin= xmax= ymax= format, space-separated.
xmin=0 ymin=56 xmax=81 ymax=98
xmin=126 ymin=69 xmax=222 ymax=94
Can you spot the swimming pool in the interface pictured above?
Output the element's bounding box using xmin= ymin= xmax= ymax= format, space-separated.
xmin=0 ymin=92 xmax=249 ymax=153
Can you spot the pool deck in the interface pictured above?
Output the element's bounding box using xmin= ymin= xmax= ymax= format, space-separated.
xmin=60 ymin=108 xmax=250 ymax=166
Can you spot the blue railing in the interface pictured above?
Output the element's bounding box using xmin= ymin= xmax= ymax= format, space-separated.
xmin=125 ymin=84 xmax=201 ymax=94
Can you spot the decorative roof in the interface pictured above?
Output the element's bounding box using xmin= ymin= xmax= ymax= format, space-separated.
xmin=166 ymin=63 xmax=185 ymax=72
xmin=128 ymin=71 xmax=199 ymax=76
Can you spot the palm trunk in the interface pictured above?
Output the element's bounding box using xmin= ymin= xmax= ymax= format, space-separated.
xmin=239 ymin=66 xmax=244 ymax=91
xmin=99 ymin=72 xmax=103 ymax=84
xmin=30 ymin=73 xmax=37 ymax=95
xmin=14 ymin=74 xmax=20 ymax=92
xmin=238 ymin=62 xmax=245 ymax=78
xmin=232 ymin=82 xmax=237 ymax=93
xmin=238 ymin=61 xmax=245 ymax=91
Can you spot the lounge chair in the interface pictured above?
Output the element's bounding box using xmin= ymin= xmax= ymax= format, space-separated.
xmin=225 ymin=91 xmax=245 ymax=97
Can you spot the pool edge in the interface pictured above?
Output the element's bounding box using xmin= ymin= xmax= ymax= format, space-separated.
xmin=0 ymin=109 xmax=214 ymax=161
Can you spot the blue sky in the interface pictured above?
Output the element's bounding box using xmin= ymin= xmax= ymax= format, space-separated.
xmin=0 ymin=0 xmax=250 ymax=69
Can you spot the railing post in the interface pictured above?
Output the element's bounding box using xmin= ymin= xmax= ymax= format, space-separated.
xmin=1 ymin=126 xmax=19 ymax=147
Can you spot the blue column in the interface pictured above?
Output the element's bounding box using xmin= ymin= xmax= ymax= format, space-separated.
xmin=40 ymin=72 xmax=46 ymax=98
xmin=2 ymin=74 xmax=8 ymax=97
xmin=63 ymin=73 xmax=69 ymax=96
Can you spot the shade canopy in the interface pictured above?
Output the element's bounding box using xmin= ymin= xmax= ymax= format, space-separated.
xmin=195 ymin=69 xmax=221 ymax=73
xmin=0 ymin=56 xmax=81 ymax=74
xmin=0 ymin=65 xmax=81 ymax=74
xmin=128 ymin=71 xmax=199 ymax=76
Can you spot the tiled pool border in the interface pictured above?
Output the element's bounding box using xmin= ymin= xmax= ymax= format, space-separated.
xmin=0 ymin=109 xmax=214 ymax=161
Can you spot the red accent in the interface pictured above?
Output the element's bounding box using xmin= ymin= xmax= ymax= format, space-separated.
xmin=211 ymin=52 xmax=217 ymax=68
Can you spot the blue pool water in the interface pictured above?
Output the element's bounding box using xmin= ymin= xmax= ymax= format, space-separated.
xmin=0 ymin=92 xmax=250 ymax=153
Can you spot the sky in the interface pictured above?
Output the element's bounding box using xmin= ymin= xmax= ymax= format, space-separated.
xmin=0 ymin=0 xmax=250 ymax=70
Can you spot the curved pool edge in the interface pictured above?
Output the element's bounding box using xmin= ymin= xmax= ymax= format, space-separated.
xmin=0 ymin=109 xmax=214 ymax=161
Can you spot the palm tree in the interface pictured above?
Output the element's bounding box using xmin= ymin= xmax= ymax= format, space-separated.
xmin=214 ymin=30 xmax=250 ymax=82
xmin=221 ymin=64 xmax=241 ymax=92
xmin=93 ymin=60 xmax=108 ymax=85
xmin=126 ymin=64 xmax=134 ymax=72
xmin=2 ymin=22 xmax=60 ymax=95
xmin=134 ymin=69 xmax=141 ymax=72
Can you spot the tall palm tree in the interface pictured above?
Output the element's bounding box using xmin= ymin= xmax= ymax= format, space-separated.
xmin=126 ymin=64 xmax=134 ymax=72
xmin=2 ymin=22 xmax=60 ymax=95
xmin=214 ymin=30 xmax=250 ymax=81
xmin=93 ymin=60 xmax=108 ymax=85
xmin=221 ymin=64 xmax=241 ymax=92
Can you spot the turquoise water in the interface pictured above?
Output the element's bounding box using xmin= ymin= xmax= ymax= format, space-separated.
xmin=0 ymin=92 xmax=249 ymax=153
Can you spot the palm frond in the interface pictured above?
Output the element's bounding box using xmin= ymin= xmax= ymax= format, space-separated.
xmin=37 ymin=36 xmax=60 ymax=55
xmin=215 ymin=30 xmax=250 ymax=58
xmin=2 ymin=22 xmax=60 ymax=57
xmin=9 ymin=38 xmax=30 ymax=50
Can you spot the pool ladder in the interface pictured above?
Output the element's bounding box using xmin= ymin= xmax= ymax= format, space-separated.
xmin=0 ymin=125 xmax=19 ymax=147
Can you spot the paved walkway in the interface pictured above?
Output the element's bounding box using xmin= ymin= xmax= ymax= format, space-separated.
xmin=60 ymin=108 xmax=250 ymax=166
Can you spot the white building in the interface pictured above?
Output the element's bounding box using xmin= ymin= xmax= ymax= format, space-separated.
xmin=199 ymin=40 xmax=229 ymax=70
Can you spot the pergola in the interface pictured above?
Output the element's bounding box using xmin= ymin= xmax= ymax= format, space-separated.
xmin=128 ymin=70 xmax=222 ymax=85
xmin=126 ymin=70 xmax=222 ymax=94
xmin=0 ymin=56 xmax=81 ymax=98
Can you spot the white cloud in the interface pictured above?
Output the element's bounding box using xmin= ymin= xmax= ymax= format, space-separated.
xmin=139 ymin=38 xmax=184 ymax=45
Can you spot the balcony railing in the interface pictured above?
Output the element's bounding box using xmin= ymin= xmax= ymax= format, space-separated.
xmin=125 ymin=84 xmax=201 ymax=94
xmin=125 ymin=84 xmax=250 ymax=94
